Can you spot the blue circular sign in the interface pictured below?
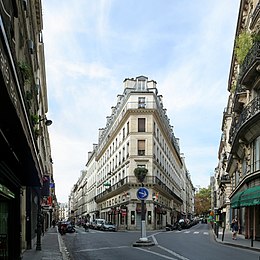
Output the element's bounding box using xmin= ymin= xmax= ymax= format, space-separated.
xmin=137 ymin=187 xmax=149 ymax=200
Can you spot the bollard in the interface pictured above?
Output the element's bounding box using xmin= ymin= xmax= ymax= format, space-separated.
xmin=222 ymin=227 xmax=225 ymax=241
xmin=251 ymin=228 xmax=253 ymax=247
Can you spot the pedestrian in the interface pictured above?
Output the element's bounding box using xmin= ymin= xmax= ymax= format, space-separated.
xmin=52 ymin=219 xmax=56 ymax=228
xmin=231 ymin=217 xmax=239 ymax=240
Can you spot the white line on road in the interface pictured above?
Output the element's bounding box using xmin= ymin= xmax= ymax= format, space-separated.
xmin=203 ymin=232 xmax=209 ymax=235
xmin=135 ymin=247 xmax=179 ymax=260
xmin=76 ymin=245 xmax=129 ymax=252
xmin=193 ymin=231 xmax=199 ymax=234
xmin=157 ymin=245 xmax=190 ymax=260
xmin=149 ymin=234 xmax=158 ymax=245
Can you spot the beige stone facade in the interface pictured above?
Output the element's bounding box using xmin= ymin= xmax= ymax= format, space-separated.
xmin=70 ymin=76 xmax=194 ymax=230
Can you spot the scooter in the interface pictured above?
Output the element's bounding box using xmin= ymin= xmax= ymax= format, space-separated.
xmin=66 ymin=224 xmax=76 ymax=233
xmin=166 ymin=222 xmax=182 ymax=231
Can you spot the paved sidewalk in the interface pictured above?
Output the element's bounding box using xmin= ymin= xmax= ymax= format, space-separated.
xmin=214 ymin=226 xmax=260 ymax=252
xmin=22 ymin=227 xmax=69 ymax=260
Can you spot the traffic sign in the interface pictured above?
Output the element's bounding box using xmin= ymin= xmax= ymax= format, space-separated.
xmin=137 ymin=187 xmax=149 ymax=200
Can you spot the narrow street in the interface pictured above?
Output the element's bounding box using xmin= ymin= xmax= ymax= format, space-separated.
xmin=63 ymin=224 xmax=260 ymax=260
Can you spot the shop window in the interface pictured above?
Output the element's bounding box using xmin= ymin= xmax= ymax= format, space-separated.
xmin=131 ymin=211 xmax=135 ymax=225
xmin=147 ymin=211 xmax=152 ymax=224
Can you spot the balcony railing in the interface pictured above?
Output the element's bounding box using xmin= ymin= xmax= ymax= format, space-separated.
xmin=94 ymin=175 xmax=182 ymax=202
xmin=229 ymin=96 xmax=260 ymax=144
xmin=238 ymin=42 xmax=260 ymax=86
xmin=218 ymin=175 xmax=231 ymax=186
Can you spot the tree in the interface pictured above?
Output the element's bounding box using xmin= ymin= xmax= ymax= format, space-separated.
xmin=194 ymin=187 xmax=211 ymax=216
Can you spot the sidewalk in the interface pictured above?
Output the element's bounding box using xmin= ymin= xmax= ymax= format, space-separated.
xmin=213 ymin=226 xmax=260 ymax=252
xmin=22 ymin=227 xmax=69 ymax=260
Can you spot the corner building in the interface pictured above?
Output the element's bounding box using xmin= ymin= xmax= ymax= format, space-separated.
xmin=89 ymin=76 xmax=192 ymax=230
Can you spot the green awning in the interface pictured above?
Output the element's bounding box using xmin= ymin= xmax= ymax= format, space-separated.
xmin=240 ymin=186 xmax=260 ymax=207
xmin=230 ymin=191 xmax=244 ymax=209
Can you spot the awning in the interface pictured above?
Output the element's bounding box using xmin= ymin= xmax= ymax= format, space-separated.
xmin=230 ymin=191 xmax=244 ymax=209
xmin=231 ymin=186 xmax=260 ymax=208
xmin=240 ymin=186 xmax=260 ymax=207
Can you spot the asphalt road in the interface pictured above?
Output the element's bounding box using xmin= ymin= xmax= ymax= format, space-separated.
xmin=62 ymin=224 xmax=260 ymax=260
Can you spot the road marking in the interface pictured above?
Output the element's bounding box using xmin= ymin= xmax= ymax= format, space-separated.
xmin=184 ymin=231 xmax=190 ymax=233
xmin=150 ymin=234 xmax=158 ymax=245
xmin=135 ymin=247 xmax=180 ymax=260
xmin=157 ymin=245 xmax=190 ymax=260
xmin=203 ymin=232 xmax=209 ymax=235
xmin=76 ymin=245 xmax=128 ymax=252
xmin=193 ymin=231 xmax=199 ymax=234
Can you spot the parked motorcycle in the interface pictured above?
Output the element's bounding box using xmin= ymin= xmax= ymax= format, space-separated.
xmin=166 ymin=222 xmax=182 ymax=231
xmin=66 ymin=224 xmax=76 ymax=233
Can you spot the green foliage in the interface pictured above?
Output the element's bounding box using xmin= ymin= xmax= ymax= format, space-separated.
xmin=31 ymin=114 xmax=39 ymax=126
xmin=235 ymin=31 xmax=253 ymax=64
xmin=134 ymin=167 xmax=148 ymax=183
xmin=18 ymin=61 xmax=32 ymax=83
xmin=195 ymin=187 xmax=211 ymax=216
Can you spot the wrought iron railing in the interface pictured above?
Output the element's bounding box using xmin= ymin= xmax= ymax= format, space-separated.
xmin=250 ymin=2 xmax=260 ymax=29
xmin=238 ymin=42 xmax=260 ymax=84
xmin=229 ymin=96 xmax=260 ymax=144
xmin=95 ymin=175 xmax=180 ymax=202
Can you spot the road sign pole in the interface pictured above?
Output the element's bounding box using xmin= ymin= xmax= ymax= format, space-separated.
xmin=133 ymin=185 xmax=154 ymax=247
xmin=141 ymin=199 xmax=147 ymax=239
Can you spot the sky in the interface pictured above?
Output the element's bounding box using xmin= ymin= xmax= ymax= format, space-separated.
xmin=42 ymin=0 xmax=240 ymax=203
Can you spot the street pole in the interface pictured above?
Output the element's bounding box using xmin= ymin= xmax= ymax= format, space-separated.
xmin=140 ymin=196 xmax=147 ymax=241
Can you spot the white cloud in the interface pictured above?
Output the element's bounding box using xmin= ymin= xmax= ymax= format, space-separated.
xmin=42 ymin=0 xmax=240 ymax=202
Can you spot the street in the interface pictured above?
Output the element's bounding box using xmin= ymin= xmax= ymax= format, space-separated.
xmin=62 ymin=223 xmax=260 ymax=260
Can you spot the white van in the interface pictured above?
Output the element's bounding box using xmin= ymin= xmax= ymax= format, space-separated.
xmin=93 ymin=219 xmax=105 ymax=230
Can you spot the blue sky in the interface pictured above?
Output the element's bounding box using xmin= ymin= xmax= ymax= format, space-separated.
xmin=42 ymin=0 xmax=240 ymax=203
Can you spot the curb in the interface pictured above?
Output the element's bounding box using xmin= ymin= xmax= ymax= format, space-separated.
xmin=57 ymin=229 xmax=71 ymax=260
xmin=212 ymin=229 xmax=260 ymax=253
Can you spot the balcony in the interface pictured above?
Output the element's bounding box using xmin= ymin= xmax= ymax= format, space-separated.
xmin=218 ymin=175 xmax=231 ymax=187
xmin=238 ymin=42 xmax=260 ymax=87
xmin=94 ymin=176 xmax=182 ymax=203
xmin=229 ymin=96 xmax=260 ymax=146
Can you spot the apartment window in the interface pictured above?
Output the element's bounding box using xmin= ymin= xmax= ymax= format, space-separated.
xmin=127 ymin=122 xmax=129 ymax=135
xmin=138 ymin=140 xmax=145 ymax=156
xmin=138 ymin=118 xmax=146 ymax=132
xmin=138 ymin=97 xmax=146 ymax=108
xmin=122 ymin=127 xmax=125 ymax=139
xmin=252 ymin=136 xmax=260 ymax=172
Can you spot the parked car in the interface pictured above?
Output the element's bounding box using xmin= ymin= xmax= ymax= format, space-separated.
xmin=93 ymin=219 xmax=106 ymax=230
xmin=100 ymin=221 xmax=116 ymax=231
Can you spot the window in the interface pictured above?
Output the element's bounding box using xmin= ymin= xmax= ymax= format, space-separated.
xmin=126 ymin=142 xmax=129 ymax=158
xmin=251 ymin=136 xmax=260 ymax=172
xmin=122 ymin=127 xmax=125 ymax=139
xmin=127 ymin=122 xmax=129 ymax=135
xmin=138 ymin=97 xmax=146 ymax=108
xmin=138 ymin=140 xmax=145 ymax=156
xmin=138 ymin=118 xmax=146 ymax=132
